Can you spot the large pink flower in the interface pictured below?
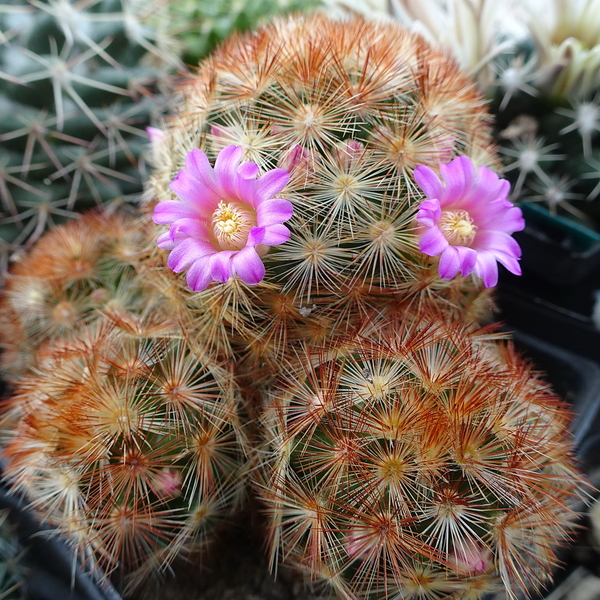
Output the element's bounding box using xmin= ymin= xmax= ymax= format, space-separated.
xmin=414 ymin=156 xmax=525 ymax=288
xmin=153 ymin=145 xmax=292 ymax=291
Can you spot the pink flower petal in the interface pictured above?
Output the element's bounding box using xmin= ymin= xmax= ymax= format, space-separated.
xmin=438 ymin=246 xmax=462 ymax=279
xmin=419 ymin=227 xmax=448 ymax=256
xmin=256 ymin=198 xmax=294 ymax=226
xmin=414 ymin=165 xmax=445 ymax=202
xmin=493 ymin=249 xmax=522 ymax=276
xmin=474 ymin=230 xmax=521 ymax=257
xmin=238 ymin=161 xmax=260 ymax=179
xmin=153 ymin=200 xmax=199 ymax=224
xmin=185 ymin=148 xmax=217 ymax=190
xmin=252 ymin=169 xmax=291 ymax=206
xmin=416 ymin=199 xmax=442 ymax=229
xmin=455 ymin=246 xmax=478 ymax=276
xmin=185 ymin=255 xmax=213 ymax=292
xmin=167 ymin=238 xmax=216 ymax=272
xmin=248 ymin=224 xmax=290 ymax=246
xmin=170 ymin=170 xmax=220 ymax=213
xmin=157 ymin=231 xmax=177 ymax=250
xmin=232 ymin=246 xmax=266 ymax=285
xmin=473 ymin=251 xmax=499 ymax=287
xmin=439 ymin=156 xmax=475 ymax=205
xmin=210 ymin=250 xmax=235 ymax=282
xmin=169 ymin=218 xmax=211 ymax=241
xmin=214 ymin=145 xmax=244 ymax=197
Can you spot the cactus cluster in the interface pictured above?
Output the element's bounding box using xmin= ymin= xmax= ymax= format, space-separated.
xmin=0 ymin=0 xmax=181 ymax=271
xmin=0 ymin=11 xmax=589 ymax=600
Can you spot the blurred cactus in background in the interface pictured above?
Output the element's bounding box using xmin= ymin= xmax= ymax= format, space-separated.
xmin=0 ymin=510 xmax=26 ymax=599
xmin=167 ymin=0 xmax=320 ymax=67
xmin=258 ymin=312 xmax=587 ymax=599
xmin=0 ymin=0 xmax=182 ymax=272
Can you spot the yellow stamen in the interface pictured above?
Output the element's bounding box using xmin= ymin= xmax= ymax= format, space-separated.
xmin=211 ymin=201 xmax=255 ymax=250
xmin=438 ymin=210 xmax=477 ymax=246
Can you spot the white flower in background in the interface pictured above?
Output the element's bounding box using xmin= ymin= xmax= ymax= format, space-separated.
xmin=322 ymin=0 xmax=523 ymax=92
xmin=519 ymin=0 xmax=600 ymax=98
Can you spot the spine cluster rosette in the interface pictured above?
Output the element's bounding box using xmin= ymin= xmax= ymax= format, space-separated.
xmin=257 ymin=314 xmax=587 ymax=599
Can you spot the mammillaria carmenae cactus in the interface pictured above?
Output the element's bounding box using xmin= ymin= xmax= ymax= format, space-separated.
xmin=0 ymin=316 xmax=250 ymax=590
xmin=0 ymin=0 xmax=181 ymax=270
xmin=258 ymin=313 xmax=587 ymax=600
xmin=144 ymin=13 xmax=523 ymax=373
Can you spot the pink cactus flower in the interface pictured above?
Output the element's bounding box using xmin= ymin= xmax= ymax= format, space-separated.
xmin=153 ymin=145 xmax=292 ymax=291
xmin=449 ymin=541 xmax=492 ymax=574
xmin=414 ymin=156 xmax=525 ymax=288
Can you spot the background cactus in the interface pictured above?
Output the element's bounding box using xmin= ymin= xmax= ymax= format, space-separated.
xmin=0 ymin=509 xmax=26 ymax=600
xmin=167 ymin=0 xmax=320 ymax=67
xmin=258 ymin=311 xmax=587 ymax=599
xmin=0 ymin=0 xmax=182 ymax=272
xmin=144 ymin=14 xmax=501 ymax=376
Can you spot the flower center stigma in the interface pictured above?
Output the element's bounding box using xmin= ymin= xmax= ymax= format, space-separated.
xmin=212 ymin=201 xmax=255 ymax=250
xmin=438 ymin=210 xmax=477 ymax=246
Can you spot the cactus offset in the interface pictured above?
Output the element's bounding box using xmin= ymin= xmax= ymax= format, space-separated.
xmin=0 ymin=317 xmax=249 ymax=590
xmin=258 ymin=312 xmax=587 ymax=599
xmin=0 ymin=209 xmax=167 ymax=377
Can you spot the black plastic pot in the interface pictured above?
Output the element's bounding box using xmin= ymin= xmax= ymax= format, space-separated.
xmin=515 ymin=203 xmax=600 ymax=286
xmin=0 ymin=481 xmax=123 ymax=600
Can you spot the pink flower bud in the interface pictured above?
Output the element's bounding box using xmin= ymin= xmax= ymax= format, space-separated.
xmin=146 ymin=127 xmax=165 ymax=145
xmin=449 ymin=541 xmax=491 ymax=574
xmin=153 ymin=468 xmax=182 ymax=498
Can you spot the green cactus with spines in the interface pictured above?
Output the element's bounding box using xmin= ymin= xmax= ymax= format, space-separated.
xmin=166 ymin=0 xmax=320 ymax=67
xmin=0 ymin=509 xmax=26 ymax=600
xmin=144 ymin=13 xmax=500 ymax=374
xmin=0 ymin=0 xmax=182 ymax=270
xmin=490 ymin=32 xmax=600 ymax=231
xmin=257 ymin=311 xmax=587 ymax=600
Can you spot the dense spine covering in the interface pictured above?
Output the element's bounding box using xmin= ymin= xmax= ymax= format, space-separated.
xmin=145 ymin=14 xmax=499 ymax=370
xmin=258 ymin=314 xmax=586 ymax=599
xmin=0 ymin=318 xmax=249 ymax=588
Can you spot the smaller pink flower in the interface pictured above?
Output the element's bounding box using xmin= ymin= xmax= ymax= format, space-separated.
xmin=449 ymin=541 xmax=492 ymax=574
xmin=153 ymin=145 xmax=292 ymax=291
xmin=414 ymin=156 xmax=525 ymax=288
